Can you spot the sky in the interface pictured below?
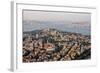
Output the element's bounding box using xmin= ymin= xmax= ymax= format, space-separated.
xmin=23 ymin=10 xmax=91 ymax=35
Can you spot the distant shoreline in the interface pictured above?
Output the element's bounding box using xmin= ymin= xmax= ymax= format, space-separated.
xmin=23 ymin=28 xmax=91 ymax=36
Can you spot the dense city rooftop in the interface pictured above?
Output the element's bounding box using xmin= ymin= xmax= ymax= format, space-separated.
xmin=23 ymin=28 xmax=91 ymax=62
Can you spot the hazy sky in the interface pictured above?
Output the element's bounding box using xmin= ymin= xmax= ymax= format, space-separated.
xmin=23 ymin=10 xmax=91 ymax=35
xmin=23 ymin=10 xmax=91 ymax=23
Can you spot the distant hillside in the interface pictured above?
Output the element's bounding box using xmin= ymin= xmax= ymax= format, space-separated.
xmin=23 ymin=28 xmax=85 ymax=36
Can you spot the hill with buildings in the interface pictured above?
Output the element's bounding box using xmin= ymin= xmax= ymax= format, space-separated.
xmin=23 ymin=28 xmax=91 ymax=62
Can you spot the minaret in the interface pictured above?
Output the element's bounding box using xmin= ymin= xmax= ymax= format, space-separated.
xmin=36 ymin=34 xmax=39 ymax=38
